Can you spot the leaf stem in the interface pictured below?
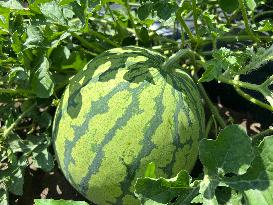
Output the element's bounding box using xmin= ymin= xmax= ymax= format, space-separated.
xmin=0 ymin=88 xmax=33 ymax=95
xmin=89 ymin=30 xmax=120 ymax=47
xmin=105 ymin=3 xmax=118 ymax=34
xmin=194 ymin=75 xmax=226 ymax=129
xmin=176 ymin=7 xmax=195 ymax=43
xmin=205 ymin=115 xmax=214 ymax=138
xmin=234 ymin=86 xmax=273 ymax=112
xmin=253 ymin=10 xmax=273 ymax=21
xmin=238 ymin=0 xmax=260 ymax=42
xmin=218 ymin=76 xmax=259 ymax=91
xmin=162 ymin=49 xmax=193 ymax=71
xmin=252 ymin=127 xmax=273 ymax=144
xmin=201 ymin=35 xmax=272 ymax=45
xmin=2 ymin=103 xmax=36 ymax=140
xmin=124 ymin=0 xmax=138 ymax=40
xmin=71 ymin=33 xmax=104 ymax=53
xmin=191 ymin=0 xmax=198 ymax=34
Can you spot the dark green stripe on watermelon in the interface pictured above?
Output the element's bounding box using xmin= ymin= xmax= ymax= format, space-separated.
xmin=79 ymin=82 xmax=148 ymax=193
xmin=115 ymin=82 xmax=167 ymax=204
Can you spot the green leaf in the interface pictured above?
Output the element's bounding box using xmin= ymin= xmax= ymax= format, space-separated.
xmin=199 ymin=63 xmax=222 ymax=82
xmin=24 ymin=25 xmax=44 ymax=48
xmin=0 ymin=0 xmax=24 ymax=10
xmin=39 ymin=1 xmax=68 ymax=25
xmin=139 ymin=27 xmax=150 ymax=44
xmin=154 ymin=2 xmax=178 ymax=20
xmin=11 ymin=31 xmax=22 ymax=54
xmin=34 ymin=199 xmax=89 ymax=205
xmin=215 ymin=187 xmax=243 ymax=205
xmin=31 ymin=57 xmax=54 ymax=98
xmin=199 ymin=125 xmax=255 ymax=176
xmin=0 ymin=7 xmax=10 ymax=33
xmin=258 ymin=20 xmax=273 ymax=32
xmin=8 ymin=67 xmax=29 ymax=87
xmin=7 ymin=133 xmax=26 ymax=153
xmin=223 ymin=135 xmax=273 ymax=204
xmin=0 ymin=187 xmax=8 ymax=205
xmin=199 ymin=175 xmax=219 ymax=205
xmin=138 ymin=3 xmax=152 ymax=20
xmin=219 ymin=0 xmax=239 ymax=13
xmin=246 ymin=0 xmax=256 ymax=11
xmin=135 ymin=170 xmax=196 ymax=204
xmin=32 ymin=148 xmax=54 ymax=172
xmin=8 ymin=166 xmax=24 ymax=195
xmin=36 ymin=112 xmax=52 ymax=129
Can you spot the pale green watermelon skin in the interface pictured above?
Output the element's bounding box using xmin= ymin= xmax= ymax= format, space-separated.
xmin=53 ymin=47 xmax=205 ymax=205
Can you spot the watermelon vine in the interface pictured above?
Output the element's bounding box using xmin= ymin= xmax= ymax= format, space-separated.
xmin=0 ymin=0 xmax=272 ymax=205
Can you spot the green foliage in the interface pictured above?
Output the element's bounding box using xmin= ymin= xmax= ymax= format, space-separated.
xmin=135 ymin=125 xmax=273 ymax=204
xmin=0 ymin=0 xmax=272 ymax=204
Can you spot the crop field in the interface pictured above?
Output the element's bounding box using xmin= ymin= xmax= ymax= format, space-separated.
xmin=0 ymin=0 xmax=273 ymax=205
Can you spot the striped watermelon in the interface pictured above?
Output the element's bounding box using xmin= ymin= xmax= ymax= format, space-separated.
xmin=53 ymin=46 xmax=205 ymax=205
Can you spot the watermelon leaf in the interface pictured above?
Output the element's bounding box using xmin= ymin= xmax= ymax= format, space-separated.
xmin=245 ymin=0 xmax=257 ymax=11
xmin=223 ymin=135 xmax=273 ymax=204
xmin=32 ymin=148 xmax=54 ymax=172
xmin=199 ymin=125 xmax=255 ymax=176
xmin=31 ymin=57 xmax=54 ymax=98
xmin=0 ymin=187 xmax=8 ymax=205
xmin=219 ymin=0 xmax=239 ymax=13
xmin=135 ymin=170 xmax=195 ymax=204
xmin=135 ymin=127 xmax=273 ymax=204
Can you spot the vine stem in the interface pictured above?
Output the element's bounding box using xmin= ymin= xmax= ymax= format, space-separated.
xmin=253 ymin=10 xmax=273 ymax=21
xmin=218 ymin=76 xmax=259 ymax=91
xmin=202 ymin=35 xmax=272 ymax=43
xmin=176 ymin=7 xmax=195 ymax=43
xmin=2 ymin=103 xmax=36 ymax=140
xmin=124 ymin=0 xmax=138 ymax=40
xmin=105 ymin=3 xmax=118 ymax=34
xmin=89 ymin=30 xmax=120 ymax=47
xmin=0 ymin=88 xmax=33 ymax=95
xmin=161 ymin=48 xmax=226 ymax=128
xmin=162 ymin=49 xmax=205 ymax=71
xmin=234 ymin=86 xmax=273 ymax=112
xmin=205 ymin=115 xmax=214 ymax=138
xmin=71 ymin=33 xmax=104 ymax=53
xmin=238 ymin=0 xmax=260 ymax=42
xmin=191 ymin=0 xmax=198 ymax=34
xmin=193 ymin=75 xmax=226 ymax=129
xmin=252 ymin=127 xmax=273 ymax=144
xmin=219 ymin=75 xmax=273 ymax=111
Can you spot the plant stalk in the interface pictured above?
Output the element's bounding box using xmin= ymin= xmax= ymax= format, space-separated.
xmin=194 ymin=75 xmax=226 ymax=129
xmin=176 ymin=7 xmax=195 ymax=43
xmin=238 ymin=0 xmax=260 ymax=42
xmin=2 ymin=103 xmax=36 ymax=140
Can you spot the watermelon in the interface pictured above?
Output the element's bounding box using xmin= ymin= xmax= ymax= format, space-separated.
xmin=53 ymin=46 xmax=205 ymax=205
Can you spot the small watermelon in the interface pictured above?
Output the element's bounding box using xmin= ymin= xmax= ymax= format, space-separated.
xmin=53 ymin=46 xmax=205 ymax=205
